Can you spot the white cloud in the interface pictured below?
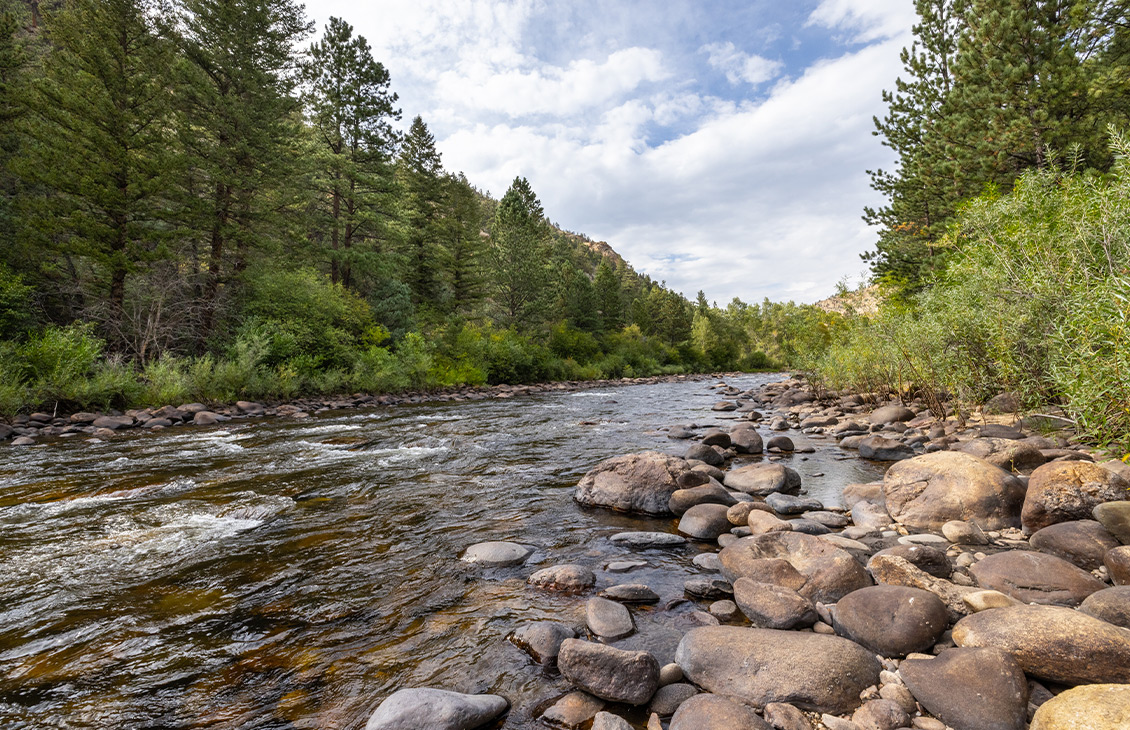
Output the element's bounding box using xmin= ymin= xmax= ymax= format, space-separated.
xmin=807 ymin=0 xmax=918 ymax=43
xmin=701 ymin=42 xmax=784 ymax=86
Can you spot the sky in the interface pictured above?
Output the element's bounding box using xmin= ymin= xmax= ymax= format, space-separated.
xmin=303 ymin=0 xmax=918 ymax=306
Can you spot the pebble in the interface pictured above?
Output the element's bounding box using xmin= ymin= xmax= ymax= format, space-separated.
xmin=658 ymin=663 xmax=683 ymax=686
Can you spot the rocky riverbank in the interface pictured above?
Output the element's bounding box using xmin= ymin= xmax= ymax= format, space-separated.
xmin=0 ymin=373 xmax=724 ymax=447
xmin=366 ymin=376 xmax=1130 ymax=730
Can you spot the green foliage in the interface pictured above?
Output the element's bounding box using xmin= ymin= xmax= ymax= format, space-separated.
xmin=0 ymin=262 xmax=31 ymax=338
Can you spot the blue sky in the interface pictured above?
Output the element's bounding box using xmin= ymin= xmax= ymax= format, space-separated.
xmin=304 ymin=0 xmax=917 ymax=305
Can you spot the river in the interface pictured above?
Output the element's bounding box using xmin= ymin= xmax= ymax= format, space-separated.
xmin=0 ymin=374 xmax=885 ymax=729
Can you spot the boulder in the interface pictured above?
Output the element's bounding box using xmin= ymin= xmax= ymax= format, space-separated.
xmin=763 ymin=703 xmax=813 ymax=730
xmin=1030 ymin=683 xmax=1130 ymax=730
xmin=851 ymin=501 xmax=892 ymax=531
xmin=733 ymin=578 xmax=818 ymax=630
xmin=871 ymin=544 xmax=951 ymax=579
xmin=730 ymin=427 xmax=764 ymax=454
xmin=599 ymin=584 xmax=660 ymax=604
xmin=647 ymin=683 xmax=698 ymax=717
xmin=1095 ymin=500 xmax=1130 ymax=543
xmin=832 ymin=585 xmax=949 ymax=657
xmin=852 ymin=699 xmax=910 ymax=730
xmin=1108 ymin=545 xmax=1130 ymax=585
xmin=969 ymin=550 xmax=1106 ymax=606
xmin=956 ymin=438 xmax=1044 ymax=473
xmin=747 ymin=510 xmax=794 ymax=534
xmin=883 ymin=452 xmax=1026 ymax=531
xmin=858 ymin=436 xmax=916 ymax=461
xmin=669 ymin=693 xmax=771 ymax=730
xmin=1080 ymin=586 xmax=1130 ymax=629
xmin=669 ymin=483 xmax=737 ymax=515
xmin=701 ymin=429 xmax=732 ymax=448
xmin=679 ymin=503 xmax=733 ymax=540
xmin=528 ymin=564 xmax=596 ymax=592
xmin=193 ymin=411 xmax=221 ymax=426
xmin=591 ymin=711 xmax=632 ymax=730
xmin=540 ymin=691 xmax=604 ymax=729
xmin=1029 ymin=519 xmax=1120 ymax=570
xmin=461 ymin=541 xmax=533 ymax=567
xmin=899 ymin=648 xmax=1028 ymax=730
xmin=557 ymin=639 xmax=660 ymax=705
xmin=675 ymin=626 xmax=881 ymax=714
xmin=870 ymin=405 xmax=914 ymax=424
xmin=766 ymin=435 xmax=794 ymax=452
xmin=720 ymin=532 xmax=872 ymax=603
xmin=728 ymin=501 xmax=772 ymax=526
xmin=963 ymin=590 xmax=1022 ymax=613
xmin=364 ymin=688 xmax=508 ymax=730
xmin=687 ymin=443 xmax=726 ymax=467
xmin=575 ymin=452 xmax=693 ymax=516
xmin=765 ymin=493 xmax=823 ymax=515
xmin=842 ymin=483 xmax=883 ymax=508
xmin=609 ymin=531 xmax=686 ymax=548
xmin=724 ymin=463 xmax=802 ymax=496
xmin=587 ymin=597 xmax=634 ymax=639
xmin=92 ymin=415 xmax=133 ymax=430
xmin=1022 ymin=461 xmax=1129 ymax=532
xmin=867 ymin=554 xmax=975 ymax=621
xmin=941 ymin=520 xmax=989 ymax=546
xmin=952 ymin=604 xmax=1130 ymax=684
xmin=509 ymin=622 xmax=575 ymax=665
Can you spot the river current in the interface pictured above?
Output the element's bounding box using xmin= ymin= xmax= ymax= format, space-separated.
xmin=0 ymin=374 xmax=884 ymax=729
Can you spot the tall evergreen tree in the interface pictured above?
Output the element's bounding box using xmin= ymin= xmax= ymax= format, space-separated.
xmin=302 ymin=16 xmax=399 ymax=290
xmin=593 ymin=259 xmax=622 ymax=331
xmin=0 ymin=5 xmax=27 ymax=268
xmin=488 ymin=176 xmax=550 ymax=330
xmin=396 ymin=115 xmax=446 ymax=308
xmin=444 ymin=172 xmax=486 ymax=315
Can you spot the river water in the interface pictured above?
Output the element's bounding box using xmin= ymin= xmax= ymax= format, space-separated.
xmin=0 ymin=374 xmax=885 ymax=729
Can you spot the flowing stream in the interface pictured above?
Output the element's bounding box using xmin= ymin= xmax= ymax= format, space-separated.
xmin=0 ymin=374 xmax=884 ymax=729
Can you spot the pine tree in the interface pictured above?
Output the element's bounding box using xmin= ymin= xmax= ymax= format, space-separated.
xmin=172 ymin=0 xmax=312 ymax=345
xmin=0 ymin=5 xmax=27 ymax=267
xmin=396 ymin=115 xmax=446 ymax=308
xmin=303 ymin=16 xmax=399 ymax=290
xmin=593 ymin=259 xmax=622 ymax=331
xmin=19 ymin=0 xmax=175 ymax=326
xmin=488 ymin=176 xmax=550 ymax=330
xmin=444 ymin=172 xmax=486 ymax=315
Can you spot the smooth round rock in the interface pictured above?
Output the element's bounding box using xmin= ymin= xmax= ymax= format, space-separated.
xmin=806 ymin=510 xmax=851 ymax=527
xmin=557 ymin=639 xmax=659 ymax=705
xmin=962 ymin=590 xmax=1021 ymax=612
xmin=941 ymin=520 xmax=988 ymax=545
xmin=461 ymin=541 xmax=533 ymax=567
xmin=708 ymin=599 xmax=739 ymax=621
xmin=733 ymin=578 xmax=818 ymax=630
xmin=679 ymin=503 xmax=733 ymax=540
xmin=528 ymin=564 xmax=596 ymax=592
xmin=871 ymin=544 xmax=952 ymax=579
xmin=701 ymin=429 xmax=731 ymax=448
xmin=720 ymin=532 xmax=872 ymax=603
xmin=1079 ymin=586 xmax=1130 ymax=629
xmin=858 ymin=435 xmax=916 ymax=461
xmin=575 ymin=452 xmax=694 ymax=516
xmin=693 ymin=552 xmax=723 ymax=571
xmin=852 ymin=699 xmax=910 ymax=730
xmin=899 ymin=648 xmax=1027 ymax=730
xmin=957 ymin=437 xmax=1044 ymax=472
xmin=509 ymin=622 xmax=575 ymax=664
xmin=765 ymin=493 xmax=823 ymax=515
xmin=647 ymin=683 xmax=698 ymax=716
xmin=1108 ymin=545 xmax=1130 ymax=585
xmin=591 ymin=711 xmax=632 ymax=730
xmin=747 ymin=510 xmax=793 ymax=534
xmin=763 ymin=702 xmax=812 ymax=730
xmin=724 ymin=463 xmax=802 ymax=496
xmin=1030 ymin=519 xmax=1120 ymax=569
xmin=870 ymin=405 xmax=913 ymax=424
xmin=675 ymin=625 xmax=881 ymax=714
xmin=364 ymin=688 xmax=509 ymax=730
xmin=883 ymin=452 xmax=1025 ymax=531
xmin=1029 ymin=683 xmax=1130 ymax=730
xmin=669 ymin=483 xmax=737 ymax=515
xmin=1022 ymin=461 xmax=1129 ymax=532
xmin=599 ymin=584 xmax=659 ymax=604
xmin=670 ymin=693 xmax=771 ymax=730
xmin=832 ymin=585 xmax=949 ymax=657
xmin=952 ymin=604 xmax=1130 ymax=684
xmin=731 ymin=428 xmax=764 ymax=454
xmin=1095 ymin=500 xmax=1130 ymax=543
xmin=969 ymin=550 xmax=1106 ymax=606
xmin=587 ymin=597 xmax=634 ymax=639
xmin=766 ymin=435 xmax=794 ymax=452
xmin=541 ymin=691 xmax=604 ymax=728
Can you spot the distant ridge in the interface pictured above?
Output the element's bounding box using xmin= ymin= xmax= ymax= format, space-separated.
xmin=814 ymin=284 xmax=880 ymax=315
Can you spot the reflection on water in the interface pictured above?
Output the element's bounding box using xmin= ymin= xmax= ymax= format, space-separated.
xmin=0 ymin=374 xmax=884 ymax=729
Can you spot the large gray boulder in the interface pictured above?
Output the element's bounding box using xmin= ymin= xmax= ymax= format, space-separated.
xmin=883 ymin=451 xmax=1026 ymax=531
xmin=723 ymin=463 xmax=801 ymax=496
xmin=870 ymin=405 xmax=914 ymax=424
xmin=575 ymin=452 xmax=693 ymax=516
xmin=674 ymin=626 xmax=881 ymax=714
xmin=1022 ymin=461 xmax=1130 ymax=532
xmin=719 ymin=532 xmax=872 ymax=604
xmin=899 ymin=648 xmax=1028 ymax=730
xmin=557 ymin=639 xmax=659 ymax=705
xmin=365 ymin=688 xmax=508 ymax=730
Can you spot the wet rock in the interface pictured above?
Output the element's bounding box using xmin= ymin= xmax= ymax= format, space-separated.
xmin=675 ymin=626 xmax=881 ymax=714
xmin=731 ymin=427 xmax=764 ymax=454
xmin=686 ymin=442 xmax=726 ymax=467
xmin=541 ymin=691 xmax=605 ymax=729
xmin=701 ymin=429 xmax=731 ymax=448
xmin=509 ymin=621 xmax=575 ymax=665
xmin=899 ymin=648 xmax=1028 ymax=730
xmin=599 ymin=584 xmax=659 ymax=604
xmin=92 ymin=415 xmax=133 ymax=430
xmin=1030 ymin=683 xmax=1130 ymax=730
xmin=1022 ymin=461 xmax=1130 ymax=532
xmin=709 ymin=599 xmax=739 ymax=621
xmin=851 ymin=501 xmax=892 ymax=532
xmin=1029 ymin=519 xmax=1119 ymax=569
xmin=693 ymin=552 xmax=723 ymax=571
xmin=833 ymin=585 xmax=948 ymax=657
xmin=764 ymin=702 xmax=812 ymax=730
xmin=766 ymin=435 xmax=794 ymax=452
xmin=586 ymin=597 xmax=634 ymax=639
xmin=528 ymin=564 xmax=596 ymax=592
xmin=733 ymin=578 xmax=818 ymax=629
xmin=720 ymin=532 xmax=872 ymax=603
xmin=10 ymin=436 xmax=34 ymax=446
xmin=461 ymin=541 xmax=533 ymax=567
xmin=724 ymin=463 xmax=802 ymax=496
xmin=870 ymin=405 xmax=914 ymax=424
xmin=684 ymin=576 xmax=734 ymax=600
xmin=872 ymin=544 xmax=952 ymax=578
xmin=952 ymin=604 xmax=1130 ymax=684
xmin=1108 ymin=545 xmax=1130 ymax=585
xmin=575 ymin=452 xmax=693 ymax=516
xmin=957 ymin=438 xmax=1044 ymax=473
xmin=806 ymin=510 xmax=851 ymax=528
xmin=969 ymin=550 xmax=1106 ymax=606
xmin=941 ymin=520 xmax=989 ymax=545
xmin=1080 ymin=586 xmax=1130 ymax=629
xmin=852 ymin=699 xmax=910 ymax=730
xmin=557 ymin=639 xmax=660 ymax=705
xmin=609 ymin=531 xmax=686 ymax=548
xmin=669 ymin=483 xmax=737 ymax=515
xmin=607 ymin=559 xmax=647 ymax=573
xmin=883 ymin=452 xmax=1026 ymax=531
xmin=668 ymin=426 xmax=695 ymax=440
xmin=679 ymin=503 xmax=733 ymax=540
xmin=670 ymin=693 xmax=771 ymax=730
xmin=858 ymin=436 xmax=916 ymax=461
xmin=648 ymin=683 xmax=698 ymax=716
xmin=1095 ymin=500 xmax=1130 ymax=543
xmin=867 ymin=554 xmax=974 ymax=620
xmin=364 ymin=688 xmax=508 ymax=730
xmin=713 ymin=401 xmax=738 ymax=411
xmin=765 ymin=493 xmax=823 ymax=515
xmin=193 ymin=411 xmax=221 ymax=426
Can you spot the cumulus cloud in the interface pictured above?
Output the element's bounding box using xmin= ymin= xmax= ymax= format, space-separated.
xmin=807 ymin=0 xmax=918 ymax=44
xmin=701 ymin=41 xmax=784 ymax=86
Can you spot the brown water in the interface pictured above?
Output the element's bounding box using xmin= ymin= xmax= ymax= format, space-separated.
xmin=0 ymin=374 xmax=884 ymax=729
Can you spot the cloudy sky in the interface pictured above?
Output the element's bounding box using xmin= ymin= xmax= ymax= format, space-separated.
xmin=304 ymin=0 xmax=917 ymax=305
